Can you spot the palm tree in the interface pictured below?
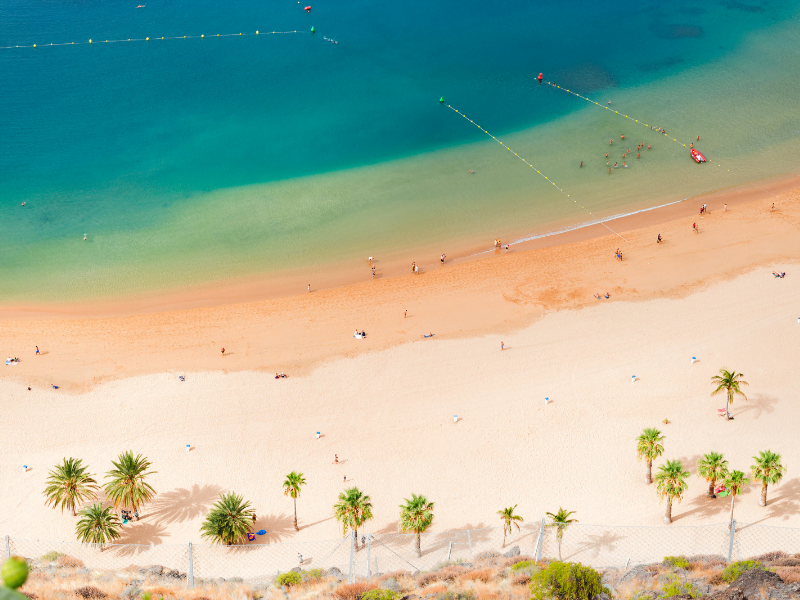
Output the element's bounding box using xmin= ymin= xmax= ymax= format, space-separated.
xmin=724 ymin=470 xmax=749 ymax=527
xmin=399 ymin=494 xmax=434 ymax=557
xmin=545 ymin=508 xmax=577 ymax=560
xmin=697 ymin=452 xmax=729 ymax=499
xmin=711 ymin=369 xmax=748 ymax=420
xmin=200 ymin=492 xmax=255 ymax=545
xmin=334 ymin=487 xmax=373 ymax=550
xmin=636 ymin=428 xmax=665 ymax=484
xmin=43 ymin=458 xmax=99 ymax=516
xmin=497 ymin=505 xmax=523 ymax=548
xmin=283 ymin=471 xmax=306 ymax=531
xmin=654 ymin=459 xmax=690 ymax=524
xmin=75 ymin=504 xmax=121 ymax=550
xmin=751 ymin=450 xmax=785 ymax=507
xmin=103 ymin=451 xmax=156 ymax=516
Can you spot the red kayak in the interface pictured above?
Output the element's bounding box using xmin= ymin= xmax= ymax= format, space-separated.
xmin=690 ymin=148 xmax=706 ymax=163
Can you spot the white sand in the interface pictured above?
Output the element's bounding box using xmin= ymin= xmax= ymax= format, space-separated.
xmin=1 ymin=266 xmax=798 ymax=549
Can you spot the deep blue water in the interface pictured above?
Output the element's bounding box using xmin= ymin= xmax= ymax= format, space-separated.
xmin=0 ymin=0 xmax=795 ymax=300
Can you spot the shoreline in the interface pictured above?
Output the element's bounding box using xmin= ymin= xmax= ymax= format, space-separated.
xmin=2 ymin=174 xmax=798 ymax=319
xmin=0 ymin=181 xmax=798 ymax=393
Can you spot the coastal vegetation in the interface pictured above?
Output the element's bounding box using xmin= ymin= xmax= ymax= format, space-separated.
xmin=334 ymin=487 xmax=373 ymax=549
xmin=636 ymin=428 xmax=664 ymax=484
xmin=498 ymin=505 xmax=523 ymax=548
xmin=529 ymin=561 xmax=609 ymax=600
xmin=697 ymin=452 xmax=729 ymax=498
xmin=399 ymin=494 xmax=435 ymax=557
xmin=103 ymin=451 xmax=157 ymax=516
xmin=200 ymin=492 xmax=255 ymax=545
xmin=42 ymin=458 xmax=99 ymax=516
xmin=750 ymin=450 xmax=785 ymax=507
xmin=654 ymin=459 xmax=689 ymax=524
xmin=283 ymin=471 xmax=307 ymax=531
xmin=711 ymin=369 xmax=748 ymax=420
xmin=545 ymin=508 xmax=577 ymax=561
xmin=75 ymin=504 xmax=121 ymax=548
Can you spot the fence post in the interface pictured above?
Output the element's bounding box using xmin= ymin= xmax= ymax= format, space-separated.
xmin=447 ymin=541 xmax=452 ymax=562
xmin=349 ymin=531 xmax=356 ymax=583
xmin=187 ymin=542 xmax=194 ymax=589
xmin=727 ymin=519 xmax=736 ymax=563
xmin=366 ymin=534 xmax=372 ymax=577
xmin=535 ymin=518 xmax=545 ymax=561
xmin=4 ymin=536 xmax=9 ymax=560
xmin=467 ymin=530 xmax=472 ymax=561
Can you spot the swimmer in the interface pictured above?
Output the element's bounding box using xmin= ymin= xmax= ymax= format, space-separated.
xmin=622 ymin=153 xmax=626 ymax=159
xmin=613 ymin=162 xmax=618 ymax=168
xmin=605 ymin=153 xmax=608 ymax=158
xmin=648 ymin=144 xmax=651 ymax=150
xmin=469 ymin=170 xmax=474 ymax=174
xmin=21 ymin=202 xmax=25 ymax=206
xmin=637 ymin=152 xmax=640 ymax=159
xmin=691 ymin=142 xmax=694 ymax=148
xmin=623 ymin=162 xmax=628 ymax=168
xmin=580 ymin=161 xmax=583 ymax=167
xmin=621 ymin=135 xmax=625 ymax=140
xmin=609 ymin=139 xmax=613 ymax=146
xmin=83 ymin=233 xmax=87 ymax=241
xmin=608 ymin=100 xmax=612 ymax=105
xmin=608 ymin=168 xmax=611 ymax=174
xmin=136 ymin=3 xmax=145 ymax=7
xmin=697 ymin=135 xmax=700 ymax=141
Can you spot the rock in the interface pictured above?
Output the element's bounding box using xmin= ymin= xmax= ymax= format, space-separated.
xmin=707 ymin=568 xmax=800 ymax=600
xmin=74 ymin=586 xmax=106 ymax=599
xmin=381 ymin=577 xmax=400 ymax=592
xmin=138 ymin=565 xmax=164 ymax=577
xmin=290 ymin=567 xmax=302 ymax=573
xmin=503 ymin=546 xmax=521 ymax=558
xmin=618 ymin=564 xmax=658 ymax=585
xmin=661 ymin=595 xmax=694 ymax=600
xmin=328 ymin=567 xmax=343 ymax=578
xmin=592 ymin=594 xmax=611 ymax=600
xmin=165 ymin=569 xmax=185 ymax=579
xmin=400 ymin=595 xmax=420 ymax=600
xmin=120 ymin=585 xmax=142 ymax=600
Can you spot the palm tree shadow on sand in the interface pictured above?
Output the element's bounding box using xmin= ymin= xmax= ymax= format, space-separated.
xmin=563 ymin=531 xmax=624 ymax=563
xmin=112 ymin=522 xmax=171 ymax=554
xmin=734 ymin=394 xmax=779 ymax=420
xmin=674 ymin=481 xmax=758 ymax=523
xmin=147 ymin=484 xmax=223 ymax=525
xmin=736 ymin=477 xmax=800 ymax=527
xmin=253 ymin=512 xmax=296 ymax=544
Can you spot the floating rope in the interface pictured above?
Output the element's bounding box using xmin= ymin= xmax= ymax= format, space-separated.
xmin=544 ymin=81 xmax=729 ymax=170
xmin=446 ymin=104 xmax=627 ymax=241
xmin=0 ymin=30 xmax=307 ymax=50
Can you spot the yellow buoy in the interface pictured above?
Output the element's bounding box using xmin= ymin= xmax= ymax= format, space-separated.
xmin=183 ymin=35 xmax=186 ymax=38
xmin=201 ymin=34 xmax=204 ymax=38
xmin=89 ymin=39 xmax=92 ymax=43
xmin=256 ymin=30 xmax=259 ymax=34
xmin=33 ymin=43 xmax=36 ymax=47
xmin=146 ymin=37 xmax=149 ymax=41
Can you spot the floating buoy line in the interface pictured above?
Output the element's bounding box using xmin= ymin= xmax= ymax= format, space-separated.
xmin=0 ymin=29 xmax=314 ymax=50
xmin=446 ymin=102 xmax=627 ymax=242
xmin=544 ymin=81 xmax=729 ymax=171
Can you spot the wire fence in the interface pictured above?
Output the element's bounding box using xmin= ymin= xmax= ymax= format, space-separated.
xmin=6 ymin=520 xmax=800 ymax=589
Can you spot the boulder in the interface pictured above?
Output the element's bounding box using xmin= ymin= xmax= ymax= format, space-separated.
xmin=708 ymin=568 xmax=800 ymax=600
xmin=328 ymin=567 xmax=343 ymax=578
xmin=165 ymin=569 xmax=185 ymax=579
xmin=503 ymin=546 xmax=521 ymax=558
xmin=74 ymin=586 xmax=106 ymax=599
xmin=120 ymin=585 xmax=142 ymax=600
xmin=138 ymin=565 xmax=164 ymax=577
xmin=592 ymin=594 xmax=611 ymax=600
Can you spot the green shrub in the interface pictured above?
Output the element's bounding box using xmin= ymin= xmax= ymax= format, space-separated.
xmin=361 ymin=590 xmax=397 ymax=600
xmin=530 ymin=561 xmax=610 ymax=600
xmin=660 ymin=576 xmax=699 ymax=598
xmin=511 ymin=559 xmax=534 ymax=572
xmin=276 ymin=571 xmax=303 ymax=587
xmin=40 ymin=551 xmax=63 ymax=562
xmin=721 ymin=560 xmax=763 ymax=583
xmin=663 ymin=556 xmax=689 ymax=569
xmin=303 ymin=568 xmax=325 ymax=582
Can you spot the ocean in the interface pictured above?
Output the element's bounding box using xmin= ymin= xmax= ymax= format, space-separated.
xmin=2 ymin=0 xmax=800 ymax=302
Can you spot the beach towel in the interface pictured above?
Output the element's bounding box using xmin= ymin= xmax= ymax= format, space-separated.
xmin=247 ymin=533 xmax=256 ymax=541
xmin=256 ymin=529 xmax=267 ymax=535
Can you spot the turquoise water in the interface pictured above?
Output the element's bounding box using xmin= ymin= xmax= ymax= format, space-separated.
xmin=2 ymin=0 xmax=800 ymax=302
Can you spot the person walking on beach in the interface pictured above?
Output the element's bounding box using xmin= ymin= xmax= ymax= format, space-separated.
xmin=35 ymin=346 xmax=39 ymax=355
xmin=441 ymin=253 xmax=446 ymax=264
xmin=500 ymin=341 xmax=504 ymax=351
xmin=221 ymin=347 xmax=225 ymax=356
xmin=404 ymin=310 xmax=407 ymax=318
xmin=333 ymin=454 xmax=338 ymax=464
xmin=657 ymin=234 xmax=662 ymax=244
xmin=724 ymin=204 xmax=727 ymax=212
xmin=298 ymin=553 xmax=303 ymax=565
xmin=308 ymin=284 xmax=311 ymax=292
xmin=693 ymin=222 xmax=698 ymax=234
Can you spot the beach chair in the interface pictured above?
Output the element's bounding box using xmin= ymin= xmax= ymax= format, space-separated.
xmin=247 ymin=533 xmax=256 ymax=542
xmin=717 ymin=409 xmax=728 ymax=417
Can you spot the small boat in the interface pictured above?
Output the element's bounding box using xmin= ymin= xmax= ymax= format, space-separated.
xmin=690 ymin=148 xmax=706 ymax=163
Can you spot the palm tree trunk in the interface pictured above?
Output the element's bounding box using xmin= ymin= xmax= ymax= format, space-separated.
xmin=760 ymin=482 xmax=768 ymax=507
xmin=646 ymin=459 xmax=653 ymax=484
xmin=502 ymin=529 xmax=506 ymax=548
xmin=663 ymin=498 xmax=673 ymax=524
xmin=416 ymin=532 xmax=421 ymax=558
xmin=726 ymin=394 xmax=731 ymax=420
xmin=354 ymin=528 xmax=358 ymax=551
xmin=557 ymin=536 xmax=562 ymax=561
xmin=293 ymin=497 xmax=299 ymax=531
xmin=708 ymin=480 xmax=715 ymax=498
xmin=729 ymin=494 xmax=735 ymax=527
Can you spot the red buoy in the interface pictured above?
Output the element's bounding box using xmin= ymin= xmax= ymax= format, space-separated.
xmin=304 ymin=5 xmax=311 ymax=12
xmin=537 ymin=73 xmax=543 ymax=83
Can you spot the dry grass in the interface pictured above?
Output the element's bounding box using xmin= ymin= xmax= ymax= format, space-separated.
xmin=773 ymin=557 xmax=800 ymax=567
xmin=776 ymin=567 xmax=800 ymax=584
xmin=333 ymin=581 xmax=377 ymax=600
xmin=459 ymin=569 xmax=493 ymax=583
xmin=511 ymin=573 xmax=531 ymax=586
xmin=419 ymin=583 xmax=448 ymax=597
xmin=56 ymin=556 xmax=84 ymax=569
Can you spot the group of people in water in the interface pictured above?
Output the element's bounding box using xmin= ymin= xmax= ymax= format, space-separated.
xmin=601 ymin=135 xmax=653 ymax=173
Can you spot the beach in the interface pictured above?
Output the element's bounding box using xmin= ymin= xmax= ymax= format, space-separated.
xmin=1 ymin=189 xmax=799 ymax=547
